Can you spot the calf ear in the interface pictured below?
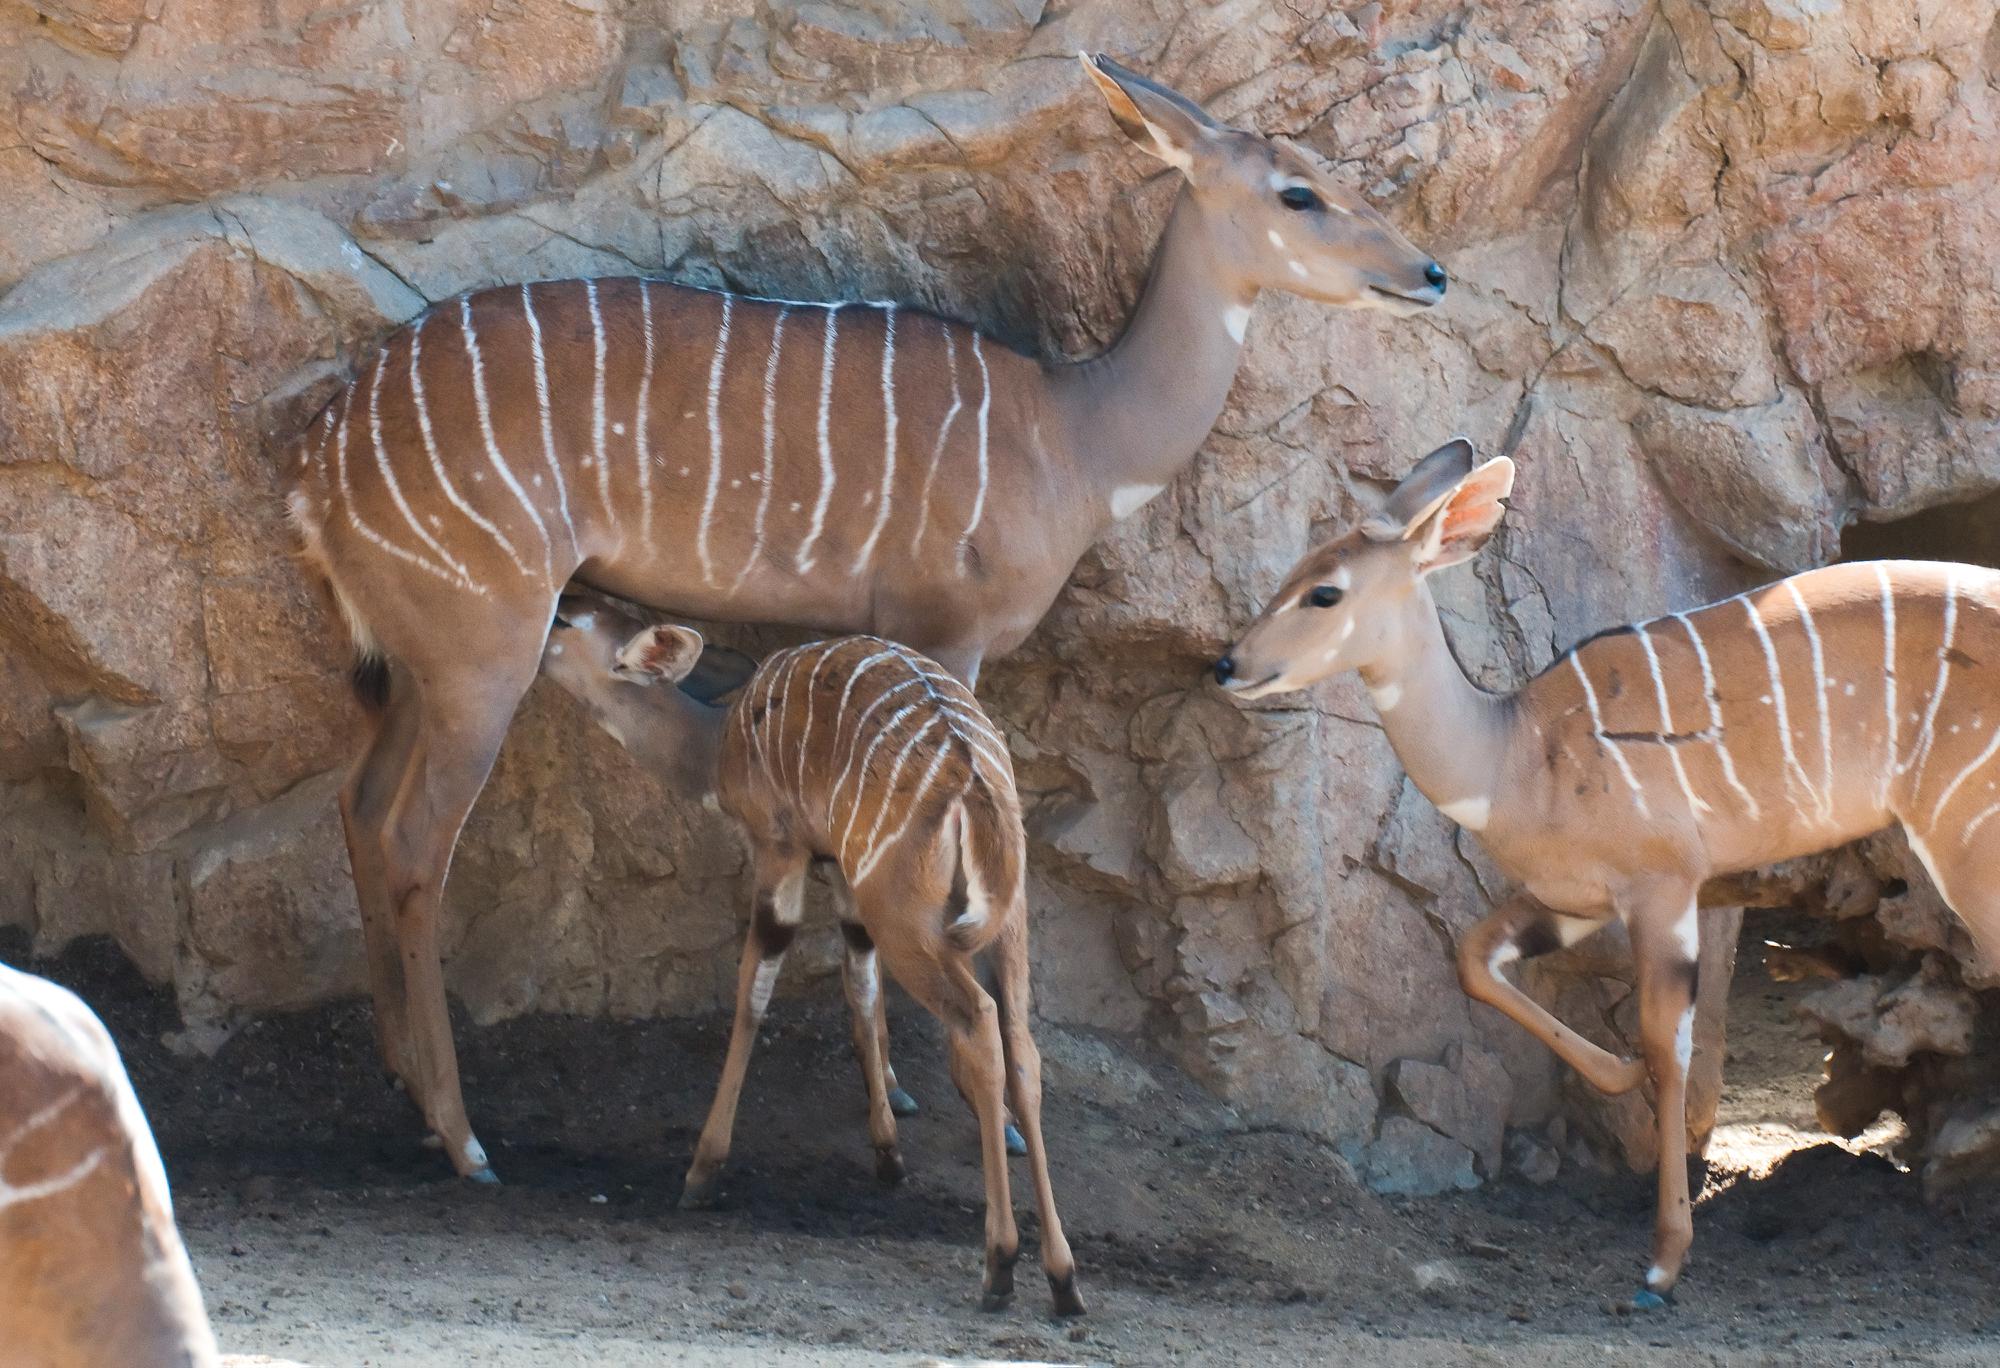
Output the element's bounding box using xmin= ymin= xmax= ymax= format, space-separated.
xmin=1361 ymin=438 xmax=1477 ymax=541
xmin=614 ymin=625 xmax=704 ymax=686
xmin=1413 ymin=457 xmax=1515 ymax=574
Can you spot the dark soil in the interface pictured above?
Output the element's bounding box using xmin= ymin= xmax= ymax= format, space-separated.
xmin=12 ymin=930 xmax=2000 ymax=1366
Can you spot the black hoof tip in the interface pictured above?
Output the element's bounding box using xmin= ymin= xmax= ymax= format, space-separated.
xmin=679 ymin=1178 xmax=720 ymax=1211
xmin=1049 ymin=1271 xmax=1086 ymax=1318
xmin=1004 ymin=1122 xmax=1027 ymax=1157
xmin=1631 ymin=1288 xmax=1670 ymax=1311
xmin=887 ymin=1087 xmax=920 ymax=1117
xmin=980 ymin=1289 xmax=1014 ymax=1313
xmin=466 ymin=1166 xmax=502 ymax=1187
xmin=875 ymin=1147 xmax=907 ymax=1185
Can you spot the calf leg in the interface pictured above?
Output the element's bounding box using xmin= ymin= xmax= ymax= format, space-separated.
xmin=839 ymin=922 xmax=905 ymax=1183
xmin=991 ymin=912 xmax=1084 ymax=1316
xmin=872 ymin=925 xmax=1020 ymax=1312
xmin=1457 ymin=893 xmax=1647 ymax=1095
xmin=681 ymin=846 xmax=808 ymax=1208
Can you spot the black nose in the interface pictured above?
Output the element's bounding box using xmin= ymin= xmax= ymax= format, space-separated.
xmin=1214 ymin=655 xmax=1236 ymax=685
xmin=1424 ymin=261 xmax=1447 ymax=293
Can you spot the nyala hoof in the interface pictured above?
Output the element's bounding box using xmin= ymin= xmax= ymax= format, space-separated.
xmin=1004 ymin=1122 xmax=1027 ymax=1157
xmin=678 ymin=1175 xmax=721 ymax=1210
xmin=465 ymin=1165 xmax=502 ymax=1187
xmin=1049 ymin=1270 xmax=1086 ymax=1318
xmin=874 ymin=1146 xmax=907 ymax=1185
xmin=887 ymin=1086 xmax=920 ymax=1117
xmin=979 ymin=1287 xmax=1015 ymax=1314
xmin=1630 ymin=1288 xmax=1671 ymax=1311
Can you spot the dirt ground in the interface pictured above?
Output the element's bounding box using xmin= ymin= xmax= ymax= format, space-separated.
xmin=17 ymin=926 xmax=2000 ymax=1367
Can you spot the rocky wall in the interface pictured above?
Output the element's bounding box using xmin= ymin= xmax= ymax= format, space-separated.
xmin=3 ymin=0 xmax=1998 ymax=1192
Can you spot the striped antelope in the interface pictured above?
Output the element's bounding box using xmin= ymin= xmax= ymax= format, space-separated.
xmin=1 ymin=964 xmax=219 ymax=1367
xmin=541 ymin=606 xmax=1081 ymax=1316
xmin=282 ymin=53 xmax=1445 ymax=1182
xmin=1215 ymin=439 xmax=2000 ymax=1304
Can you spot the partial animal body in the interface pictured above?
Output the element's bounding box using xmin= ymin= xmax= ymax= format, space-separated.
xmin=282 ymin=54 xmax=1443 ymax=1180
xmin=0 ymin=963 xmax=218 ymax=1367
xmin=1218 ymin=438 xmax=2000 ymax=1303
xmin=541 ymin=609 xmax=1080 ymax=1315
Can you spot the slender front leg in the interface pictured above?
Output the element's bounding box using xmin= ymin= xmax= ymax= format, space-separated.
xmin=1456 ymin=894 xmax=1647 ymax=1095
xmin=838 ymin=923 xmax=906 ymax=1182
xmin=681 ymin=849 xmax=807 ymax=1208
xmin=1626 ymin=879 xmax=1703 ymax=1306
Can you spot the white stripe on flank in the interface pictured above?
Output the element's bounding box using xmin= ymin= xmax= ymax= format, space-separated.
xmin=751 ymin=649 xmax=805 ymax=788
xmin=733 ymin=305 xmax=789 ymax=592
xmin=462 ymin=297 xmax=554 ymax=579
xmin=910 ymin=325 xmax=963 ymax=557
xmin=1902 ymin=569 xmax=1958 ymax=787
xmin=1930 ymin=721 xmax=2000 ymax=826
xmin=367 ymin=346 xmax=477 ymax=586
xmin=1741 ymin=596 xmax=1817 ymax=820
xmin=1963 ymin=797 xmax=2000 ymax=845
xmin=1635 ymin=623 xmax=1710 ymax=818
xmin=1671 ymin=611 xmax=1760 ymax=818
xmin=410 ymin=316 xmax=533 ymax=579
xmin=795 ymin=641 xmax=837 ymax=797
xmin=844 ymin=716 xmax=944 ymax=876
xmin=333 ymin=386 xmax=466 ymax=590
xmin=774 ymin=646 xmax=815 ymax=793
xmin=820 ymin=648 xmax=901 ymax=823
xmin=636 ymin=282 xmax=656 ymax=550
xmin=1876 ymin=564 xmax=1898 ymax=809
xmin=852 ymin=306 xmax=899 ymax=574
xmin=827 ymin=684 xmax=926 ymax=828
xmin=797 ymin=304 xmax=843 ymax=575
xmin=585 ymin=279 xmax=615 ymax=538
xmin=842 ymin=714 xmax=941 ymax=862
xmin=853 ymin=732 xmax=956 ymax=882
xmin=1568 ymin=653 xmax=1649 ymax=816
xmin=1784 ymin=580 xmax=1835 ymax=820
xmin=957 ymin=332 xmax=992 ymax=575
xmin=517 ymin=284 xmax=577 ymax=555
xmin=697 ymin=293 xmax=735 ymax=587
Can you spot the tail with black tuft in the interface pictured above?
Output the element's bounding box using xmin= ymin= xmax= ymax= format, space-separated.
xmin=943 ymin=778 xmax=1023 ymax=954
xmin=350 ymin=654 xmax=391 ymax=714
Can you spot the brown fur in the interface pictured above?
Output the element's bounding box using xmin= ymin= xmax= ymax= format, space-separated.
xmin=539 ymin=614 xmax=1082 ymax=1315
xmin=1223 ymin=440 xmax=2000 ymax=1300
xmin=281 ymin=56 xmax=1441 ymax=1181
xmin=0 ymin=964 xmax=217 ymax=1367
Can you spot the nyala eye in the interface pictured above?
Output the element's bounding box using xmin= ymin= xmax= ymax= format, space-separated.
xmin=1279 ymin=185 xmax=1318 ymax=211
xmin=1308 ymin=585 xmax=1343 ymax=608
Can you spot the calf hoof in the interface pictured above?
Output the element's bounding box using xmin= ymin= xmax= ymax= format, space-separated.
xmin=875 ymin=1146 xmax=907 ymax=1185
xmin=1630 ymin=1288 xmax=1671 ymax=1311
xmin=981 ymin=1248 xmax=1019 ymax=1312
xmin=1049 ymin=1270 xmax=1086 ymax=1318
xmin=887 ymin=1086 xmax=920 ymax=1117
xmin=466 ymin=1165 xmax=502 ymax=1187
xmin=1004 ymin=1122 xmax=1027 ymax=1157
xmin=679 ymin=1174 xmax=721 ymax=1210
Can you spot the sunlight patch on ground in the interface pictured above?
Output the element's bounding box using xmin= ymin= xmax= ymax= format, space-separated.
xmin=1708 ymin=1114 xmax=1908 ymax=1181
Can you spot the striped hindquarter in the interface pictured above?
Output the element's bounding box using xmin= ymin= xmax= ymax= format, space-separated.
xmin=284 ymin=281 xmax=1028 ymax=642
xmin=1513 ymin=560 xmax=2000 ymax=887
xmin=719 ymin=635 xmax=1021 ymax=900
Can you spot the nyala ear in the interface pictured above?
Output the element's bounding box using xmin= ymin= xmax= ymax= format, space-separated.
xmin=1413 ymin=457 xmax=1516 ymax=575
xmin=1080 ymin=53 xmax=1219 ymax=178
xmin=1361 ymin=438 xmax=1477 ymax=542
xmin=614 ymin=624 xmax=704 ymax=686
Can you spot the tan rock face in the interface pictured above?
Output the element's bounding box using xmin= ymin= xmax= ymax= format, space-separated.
xmin=4 ymin=0 xmax=1999 ymax=1186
